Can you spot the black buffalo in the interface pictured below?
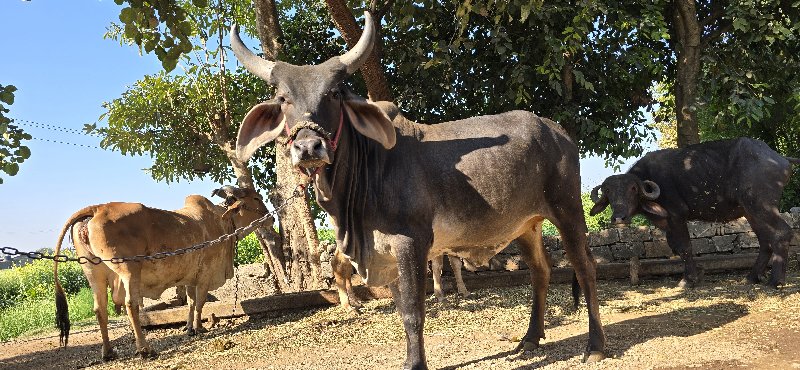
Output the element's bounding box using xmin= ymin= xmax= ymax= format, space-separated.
xmin=590 ymin=137 xmax=800 ymax=288
xmin=232 ymin=11 xmax=605 ymax=369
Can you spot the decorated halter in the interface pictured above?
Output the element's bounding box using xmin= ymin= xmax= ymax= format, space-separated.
xmin=282 ymin=102 xmax=346 ymax=184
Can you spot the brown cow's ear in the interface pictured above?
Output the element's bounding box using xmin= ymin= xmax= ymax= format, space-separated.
xmin=641 ymin=201 xmax=668 ymax=218
xmin=589 ymin=197 xmax=609 ymax=216
xmin=236 ymin=101 xmax=285 ymax=162
xmin=343 ymin=99 xmax=396 ymax=149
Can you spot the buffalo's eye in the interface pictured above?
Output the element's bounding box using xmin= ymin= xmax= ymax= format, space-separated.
xmin=276 ymin=96 xmax=287 ymax=104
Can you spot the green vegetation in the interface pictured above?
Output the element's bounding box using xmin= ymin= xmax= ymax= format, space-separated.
xmin=235 ymin=233 xmax=264 ymax=266
xmin=542 ymin=193 xmax=650 ymax=236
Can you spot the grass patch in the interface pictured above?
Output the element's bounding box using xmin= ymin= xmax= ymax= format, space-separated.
xmin=0 ymin=287 xmax=117 ymax=341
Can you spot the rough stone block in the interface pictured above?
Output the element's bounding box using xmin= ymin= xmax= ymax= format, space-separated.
xmin=589 ymin=229 xmax=620 ymax=246
xmin=651 ymin=227 xmax=667 ymax=241
xmin=644 ymin=239 xmax=673 ymax=259
xmin=688 ymin=221 xmax=724 ymax=238
xmin=780 ymin=213 xmax=799 ymax=229
xmin=790 ymin=230 xmax=800 ymax=247
xmin=737 ymin=232 xmax=760 ymax=249
xmin=723 ymin=217 xmax=751 ymax=234
xmin=610 ymin=242 xmax=645 ymax=261
xmin=590 ymin=246 xmax=613 ymax=264
xmin=503 ymin=240 xmax=521 ymax=255
xmin=691 ymin=238 xmax=716 ymax=255
xmin=549 ymin=250 xmax=568 ymax=268
xmin=543 ymin=235 xmax=560 ymax=251
xmin=618 ymin=226 xmax=653 ymax=242
xmin=712 ymin=234 xmax=737 ymax=252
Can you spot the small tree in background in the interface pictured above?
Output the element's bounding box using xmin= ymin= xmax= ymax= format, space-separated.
xmin=0 ymin=84 xmax=31 ymax=184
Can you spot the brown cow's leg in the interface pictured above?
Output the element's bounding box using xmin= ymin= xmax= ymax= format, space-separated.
xmin=515 ymin=221 xmax=549 ymax=351
xmin=191 ymin=285 xmax=209 ymax=334
xmin=185 ymin=286 xmax=197 ymax=334
xmin=431 ymin=255 xmax=446 ymax=302
xmin=85 ymin=265 xmax=115 ymax=361
xmin=393 ymin=237 xmax=430 ymax=370
xmin=120 ymin=273 xmax=156 ymax=359
xmin=331 ymin=249 xmax=361 ymax=313
xmin=448 ymin=256 xmax=470 ymax=298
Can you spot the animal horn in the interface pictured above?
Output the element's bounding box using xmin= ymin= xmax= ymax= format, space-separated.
xmin=590 ymin=185 xmax=603 ymax=203
xmin=230 ymin=24 xmax=276 ymax=84
xmin=641 ymin=180 xmax=661 ymax=200
xmin=338 ymin=11 xmax=376 ymax=75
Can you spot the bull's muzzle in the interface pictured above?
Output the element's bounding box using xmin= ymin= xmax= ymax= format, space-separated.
xmin=291 ymin=135 xmax=332 ymax=168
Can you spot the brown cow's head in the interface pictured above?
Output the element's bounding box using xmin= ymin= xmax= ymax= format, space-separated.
xmin=589 ymin=174 xmax=667 ymax=226
xmin=213 ymin=186 xmax=269 ymax=226
xmin=233 ymin=11 xmax=395 ymax=169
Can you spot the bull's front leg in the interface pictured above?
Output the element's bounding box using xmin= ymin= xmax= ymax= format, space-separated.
xmin=393 ymin=237 xmax=430 ymax=370
xmin=664 ymin=220 xmax=703 ymax=288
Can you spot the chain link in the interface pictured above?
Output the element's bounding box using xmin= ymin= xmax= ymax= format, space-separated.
xmin=0 ymin=187 xmax=304 ymax=265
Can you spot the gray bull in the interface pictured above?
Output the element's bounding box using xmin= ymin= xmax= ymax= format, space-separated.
xmin=232 ymin=12 xmax=605 ymax=369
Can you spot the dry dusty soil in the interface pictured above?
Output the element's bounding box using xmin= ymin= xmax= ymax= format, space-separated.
xmin=2 ymin=268 xmax=800 ymax=370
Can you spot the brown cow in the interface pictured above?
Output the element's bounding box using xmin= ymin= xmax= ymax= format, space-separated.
xmin=331 ymin=249 xmax=470 ymax=312
xmin=53 ymin=186 xmax=268 ymax=360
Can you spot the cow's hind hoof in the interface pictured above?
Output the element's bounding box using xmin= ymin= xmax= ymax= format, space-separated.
xmin=101 ymin=349 xmax=117 ymax=362
xmin=583 ymin=351 xmax=605 ymax=363
xmin=515 ymin=339 xmax=540 ymax=352
xmin=677 ymin=278 xmax=697 ymax=289
xmin=137 ymin=348 xmax=158 ymax=359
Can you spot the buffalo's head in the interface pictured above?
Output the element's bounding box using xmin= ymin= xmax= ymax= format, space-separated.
xmin=589 ymin=174 xmax=667 ymax=226
xmin=232 ymin=11 xmax=396 ymax=169
xmin=212 ymin=186 xmax=269 ymax=225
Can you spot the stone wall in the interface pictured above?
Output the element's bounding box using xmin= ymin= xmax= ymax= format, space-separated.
xmin=481 ymin=210 xmax=800 ymax=272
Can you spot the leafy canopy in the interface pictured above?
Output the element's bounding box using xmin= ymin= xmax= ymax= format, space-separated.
xmin=0 ymin=84 xmax=31 ymax=185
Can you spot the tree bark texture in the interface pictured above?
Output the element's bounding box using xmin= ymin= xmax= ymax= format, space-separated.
xmin=672 ymin=0 xmax=702 ymax=147
xmin=325 ymin=0 xmax=393 ymax=101
xmin=246 ymin=0 xmax=323 ymax=292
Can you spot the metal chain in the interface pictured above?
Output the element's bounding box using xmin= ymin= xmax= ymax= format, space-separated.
xmin=0 ymin=186 xmax=304 ymax=265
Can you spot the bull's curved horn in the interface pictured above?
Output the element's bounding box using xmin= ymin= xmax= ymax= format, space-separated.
xmin=641 ymin=180 xmax=661 ymax=200
xmin=590 ymin=185 xmax=603 ymax=203
xmin=230 ymin=24 xmax=275 ymax=84
xmin=339 ymin=11 xmax=376 ymax=75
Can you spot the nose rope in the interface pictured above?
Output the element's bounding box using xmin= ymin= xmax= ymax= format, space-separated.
xmin=285 ymin=102 xmax=346 ymax=185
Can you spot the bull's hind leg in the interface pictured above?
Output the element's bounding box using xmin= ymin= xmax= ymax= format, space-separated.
xmin=515 ymin=220 xmax=550 ymax=351
xmin=549 ymin=202 xmax=606 ymax=361
xmin=745 ymin=209 xmax=791 ymax=287
xmin=119 ymin=271 xmax=156 ymax=359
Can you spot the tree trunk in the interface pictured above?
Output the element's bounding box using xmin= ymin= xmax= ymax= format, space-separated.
xmin=560 ymin=54 xmax=579 ymax=142
xmin=325 ymin=0 xmax=393 ymax=101
xmin=672 ymin=0 xmax=702 ymax=147
xmin=248 ymin=0 xmax=323 ymax=291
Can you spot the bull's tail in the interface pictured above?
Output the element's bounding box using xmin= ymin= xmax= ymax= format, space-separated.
xmin=53 ymin=205 xmax=100 ymax=347
xmin=786 ymin=157 xmax=800 ymax=166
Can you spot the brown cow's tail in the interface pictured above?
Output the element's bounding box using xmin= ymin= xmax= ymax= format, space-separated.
xmin=53 ymin=205 xmax=99 ymax=347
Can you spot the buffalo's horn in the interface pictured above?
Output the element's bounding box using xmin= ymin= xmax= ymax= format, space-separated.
xmin=338 ymin=11 xmax=375 ymax=75
xmin=230 ymin=24 xmax=275 ymax=84
xmin=590 ymin=185 xmax=603 ymax=203
xmin=641 ymin=180 xmax=661 ymax=200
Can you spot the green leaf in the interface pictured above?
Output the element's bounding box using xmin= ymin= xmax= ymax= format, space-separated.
xmin=0 ymin=91 xmax=14 ymax=105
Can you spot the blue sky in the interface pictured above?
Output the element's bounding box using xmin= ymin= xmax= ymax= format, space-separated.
xmin=0 ymin=0 xmax=651 ymax=253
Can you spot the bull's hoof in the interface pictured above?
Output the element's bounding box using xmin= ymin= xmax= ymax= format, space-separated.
xmin=137 ymin=348 xmax=158 ymax=359
xmin=459 ymin=292 xmax=474 ymax=300
xmin=745 ymin=272 xmax=761 ymax=285
xmin=101 ymin=349 xmax=117 ymax=362
xmin=766 ymin=277 xmax=785 ymax=289
xmin=583 ymin=351 xmax=606 ymax=363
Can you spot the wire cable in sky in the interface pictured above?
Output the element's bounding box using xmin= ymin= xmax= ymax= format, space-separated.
xmin=10 ymin=118 xmax=102 ymax=137
xmin=28 ymin=136 xmax=106 ymax=150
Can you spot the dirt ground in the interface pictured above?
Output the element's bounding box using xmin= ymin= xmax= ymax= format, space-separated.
xmin=2 ymin=268 xmax=800 ymax=370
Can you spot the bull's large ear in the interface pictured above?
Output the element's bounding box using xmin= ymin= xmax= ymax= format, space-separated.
xmin=343 ymin=99 xmax=396 ymax=149
xmin=589 ymin=197 xmax=609 ymax=216
xmin=641 ymin=201 xmax=668 ymax=218
xmin=236 ymin=101 xmax=285 ymax=162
